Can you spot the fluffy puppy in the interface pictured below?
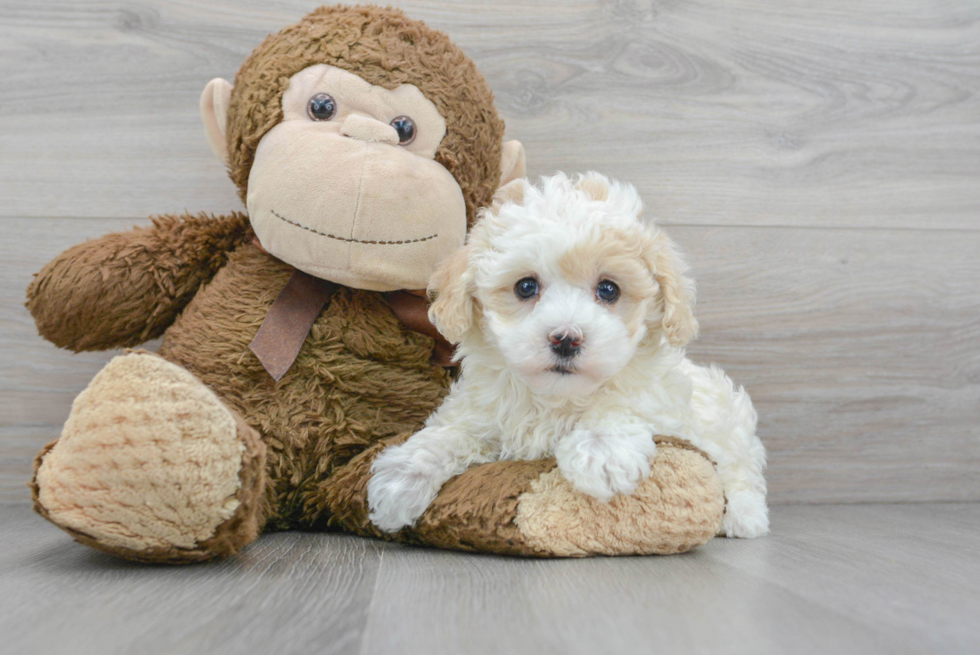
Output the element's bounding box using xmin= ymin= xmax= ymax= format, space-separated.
xmin=368 ymin=172 xmax=768 ymax=538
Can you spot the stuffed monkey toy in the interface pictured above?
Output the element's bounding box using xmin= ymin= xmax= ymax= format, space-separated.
xmin=26 ymin=5 xmax=724 ymax=563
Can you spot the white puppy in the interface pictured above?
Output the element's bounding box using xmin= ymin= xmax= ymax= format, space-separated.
xmin=368 ymin=172 xmax=769 ymax=538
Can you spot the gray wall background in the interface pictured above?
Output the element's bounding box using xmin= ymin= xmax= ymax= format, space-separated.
xmin=1 ymin=0 xmax=978 ymax=504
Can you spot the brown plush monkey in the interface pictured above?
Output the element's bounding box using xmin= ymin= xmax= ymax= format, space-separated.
xmin=26 ymin=6 xmax=724 ymax=563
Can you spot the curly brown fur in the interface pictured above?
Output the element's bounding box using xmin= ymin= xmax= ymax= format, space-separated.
xmin=309 ymin=427 xmax=560 ymax=556
xmin=226 ymin=5 xmax=505 ymax=224
xmin=26 ymin=212 xmax=252 ymax=352
xmin=158 ymin=243 xmax=453 ymax=529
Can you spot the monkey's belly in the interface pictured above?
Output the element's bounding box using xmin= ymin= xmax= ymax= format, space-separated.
xmin=158 ymin=243 xmax=451 ymax=519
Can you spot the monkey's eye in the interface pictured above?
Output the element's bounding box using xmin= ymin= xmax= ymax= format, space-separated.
xmin=596 ymin=280 xmax=620 ymax=303
xmin=307 ymin=93 xmax=337 ymax=121
xmin=390 ymin=116 xmax=416 ymax=145
xmin=514 ymin=277 xmax=540 ymax=300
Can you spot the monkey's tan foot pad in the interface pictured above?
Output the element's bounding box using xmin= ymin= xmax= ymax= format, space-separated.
xmin=31 ymin=351 xmax=267 ymax=563
xmin=411 ymin=437 xmax=724 ymax=557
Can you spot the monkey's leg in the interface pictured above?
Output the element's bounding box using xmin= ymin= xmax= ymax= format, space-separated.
xmin=316 ymin=435 xmax=725 ymax=557
xmin=31 ymin=351 xmax=269 ymax=563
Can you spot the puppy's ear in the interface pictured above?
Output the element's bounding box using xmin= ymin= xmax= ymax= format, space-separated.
xmin=573 ymin=172 xmax=611 ymax=202
xmin=428 ymin=244 xmax=476 ymax=344
xmin=644 ymin=230 xmax=699 ymax=348
xmin=489 ymin=177 xmax=528 ymax=214
xmin=499 ymin=141 xmax=526 ymax=187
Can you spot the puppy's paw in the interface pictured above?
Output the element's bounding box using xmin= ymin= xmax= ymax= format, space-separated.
xmin=721 ymin=489 xmax=770 ymax=538
xmin=368 ymin=445 xmax=442 ymax=533
xmin=555 ymin=425 xmax=657 ymax=502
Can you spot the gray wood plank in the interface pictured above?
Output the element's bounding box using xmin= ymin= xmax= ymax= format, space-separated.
xmin=5 ymin=504 xmax=978 ymax=655
xmin=704 ymin=503 xmax=980 ymax=654
xmin=2 ymin=217 xmax=978 ymax=504
xmin=0 ymin=504 xmax=383 ymax=655
xmin=360 ymin=503 xmax=980 ymax=655
xmin=0 ymin=0 xmax=977 ymax=229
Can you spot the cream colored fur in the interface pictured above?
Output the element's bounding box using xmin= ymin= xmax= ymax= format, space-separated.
xmin=367 ymin=173 xmax=768 ymax=538
xmin=35 ymin=352 xmax=245 ymax=552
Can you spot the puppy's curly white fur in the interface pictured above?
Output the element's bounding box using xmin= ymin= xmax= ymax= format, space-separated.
xmin=367 ymin=172 xmax=769 ymax=538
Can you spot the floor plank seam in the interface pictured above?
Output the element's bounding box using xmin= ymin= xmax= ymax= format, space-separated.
xmin=357 ymin=545 xmax=386 ymax=655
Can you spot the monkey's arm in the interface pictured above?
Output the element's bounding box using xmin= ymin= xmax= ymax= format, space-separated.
xmin=26 ymin=212 xmax=253 ymax=352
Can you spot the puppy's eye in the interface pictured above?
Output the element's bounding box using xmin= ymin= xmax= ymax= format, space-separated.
xmin=390 ymin=116 xmax=416 ymax=145
xmin=596 ymin=280 xmax=620 ymax=303
xmin=307 ymin=93 xmax=337 ymax=121
xmin=514 ymin=277 xmax=540 ymax=300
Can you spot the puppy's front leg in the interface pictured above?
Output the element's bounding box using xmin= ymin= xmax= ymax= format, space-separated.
xmin=555 ymin=418 xmax=658 ymax=503
xmin=368 ymin=427 xmax=488 ymax=533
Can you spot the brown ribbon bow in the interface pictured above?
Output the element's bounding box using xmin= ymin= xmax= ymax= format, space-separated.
xmin=249 ymin=268 xmax=455 ymax=381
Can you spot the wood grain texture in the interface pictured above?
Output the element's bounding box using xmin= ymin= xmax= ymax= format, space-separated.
xmin=1 ymin=2 xmax=979 ymax=503
xmin=674 ymin=224 xmax=980 ymax=504
xmin=363 ymin=503 xmax=980 ymax=654
xmin=2 ymin=217 xmax=977 ymax=504
xmin=0 ymin=504 xmax=384 ymax=655
xmin=2 ymin=3 xmax=978 ymax=652
xmin=2 ymin=503 xmax=978 ymax=654
xmin=0 ymin=0 xmax=978 ymax=228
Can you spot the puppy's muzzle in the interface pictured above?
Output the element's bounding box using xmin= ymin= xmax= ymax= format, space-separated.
xmin=549 ymin=329 xmax=583 ymax=359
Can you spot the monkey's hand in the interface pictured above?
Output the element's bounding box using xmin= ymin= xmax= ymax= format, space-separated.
xmin=27 ymin=212 xmax=252 ymax=352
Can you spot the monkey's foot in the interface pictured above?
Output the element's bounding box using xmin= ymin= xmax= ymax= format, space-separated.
xmin=32 ymin=351 xmax=267 ymax=563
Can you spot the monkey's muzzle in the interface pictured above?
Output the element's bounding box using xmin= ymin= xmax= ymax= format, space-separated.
xmin=246 ymin=125 xmax=467 ymax=291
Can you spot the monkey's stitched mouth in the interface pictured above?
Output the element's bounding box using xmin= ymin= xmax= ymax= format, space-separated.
xmin=271 ymin=210 xmax=437 ymax=245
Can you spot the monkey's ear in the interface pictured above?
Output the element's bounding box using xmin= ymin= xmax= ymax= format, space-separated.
xmin=200 ymin=78 xmax=233 ymax=164
xmin=427 ymin=245 xmax=476 ymax=344
xmin=499 ymin=140 xmax=526 ymax=186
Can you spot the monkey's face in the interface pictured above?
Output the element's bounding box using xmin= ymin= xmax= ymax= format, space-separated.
xmin=244 ymin=64 xmax=467 ymax=291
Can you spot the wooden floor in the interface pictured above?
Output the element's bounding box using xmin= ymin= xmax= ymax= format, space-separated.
xmin=1 ymin=503 xmax=977 ymax=654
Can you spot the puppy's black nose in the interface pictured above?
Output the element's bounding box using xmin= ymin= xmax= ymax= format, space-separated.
xmin=549 ymin=332 xmax=582 ymax=359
